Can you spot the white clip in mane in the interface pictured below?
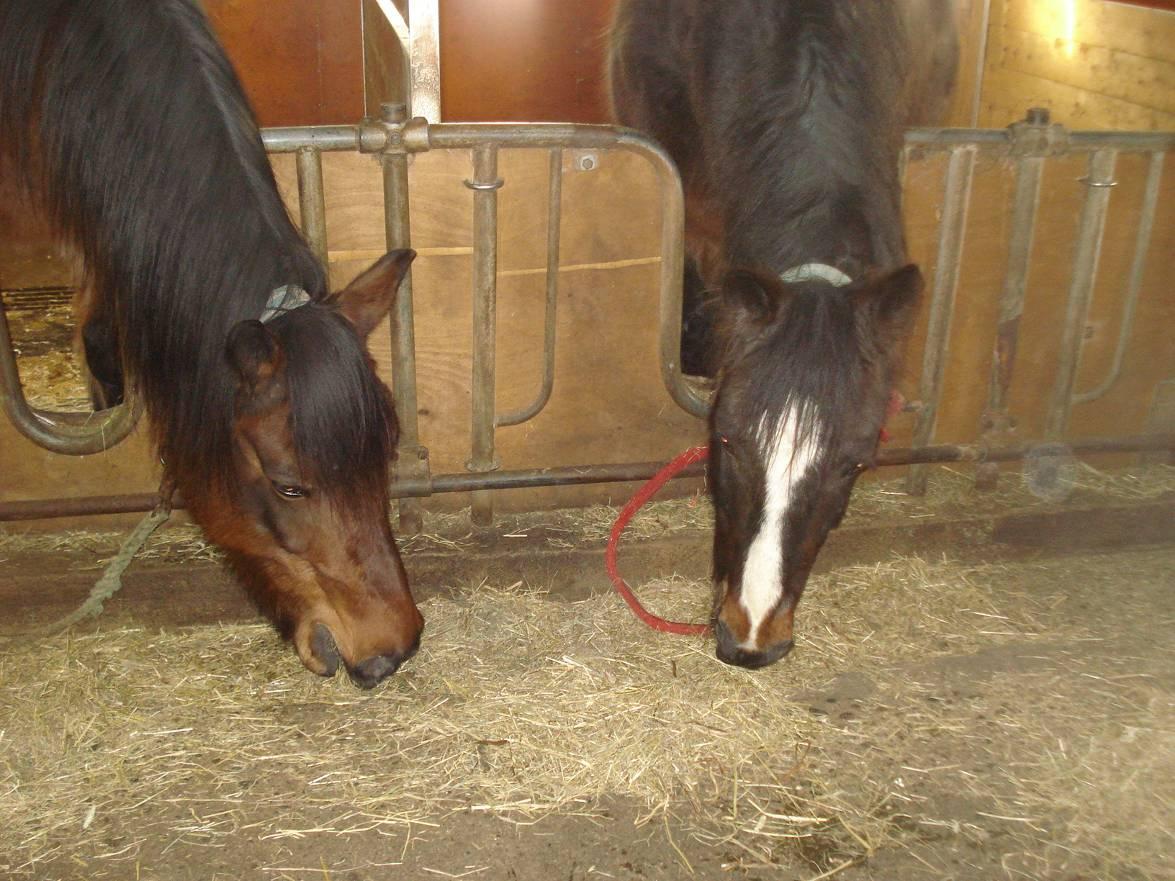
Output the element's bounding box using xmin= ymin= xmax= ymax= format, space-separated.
xmin=259 ymin=284 xmax=312 ymax=323
xmin=780 ymin=263 xmax=852 ymax=287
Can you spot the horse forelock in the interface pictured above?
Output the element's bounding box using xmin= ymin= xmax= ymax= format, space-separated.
xmin=1 ymin=0 xmax=328 ymax=492
xmin=273 ymin=307 xmax=396 ymax=502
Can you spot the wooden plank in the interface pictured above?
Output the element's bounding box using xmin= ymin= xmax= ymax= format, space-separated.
xmin=1002 ymin=0 xmax=1175 ymax=65
xmin=980 ymin=67 xmax=1175 ymax=128
xmin=999 ymin=25 xmax=1175 ymax=115
xmin=203 ymin=0 xmax=364 ymax=127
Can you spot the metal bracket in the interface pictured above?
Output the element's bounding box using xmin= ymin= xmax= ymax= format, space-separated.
xmin=1006 ymin=107 xmax=1070 ymax=158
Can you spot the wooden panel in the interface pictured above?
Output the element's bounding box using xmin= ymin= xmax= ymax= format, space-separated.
xmin=945 ymin=0 xmax=994 ymax=126
xmin=981 ymin=0 xmax=1175 ymax=129
xmin=203 ymin=0 xmax=365 ymax=126
xmin=439 ymin=0 xmax=618 ymax=123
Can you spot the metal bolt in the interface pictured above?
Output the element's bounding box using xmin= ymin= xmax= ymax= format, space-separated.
xmin=573 ymin=151 xmax=599 ymax=172
xmin=1025 ymin=107 xmax=1050 ymax=126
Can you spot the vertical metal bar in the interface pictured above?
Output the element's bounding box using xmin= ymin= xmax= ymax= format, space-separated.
xmin=380 ymin=103 xmax=426 ymax=535
xmin=1072 ymin=149 xmax=1163 ymax=404
xmin=975 ymin=152 xmax=1044 ymax=490
xmin=906 ymin=146 xmax=977 ymax=495
xmin=637 ymin=138 xmax=705 ymax=418
xmin=495 ymin=147 xmax=560 ymax=427
xmin=1046 ymin=148 xmax=1118 ymax=438
xmin=407 ymin=0 xmax=441 ymax=121
xmin=295 ymin=147 xmax=329 ymax=267
xmin=467 ymin=144 xmax=503 ymax=525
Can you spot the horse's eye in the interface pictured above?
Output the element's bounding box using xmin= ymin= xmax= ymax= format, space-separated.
xmin=272 ymin=482 xmax=308 ymax=499
xmin=844 ymin=462 xmax=868 ymax=478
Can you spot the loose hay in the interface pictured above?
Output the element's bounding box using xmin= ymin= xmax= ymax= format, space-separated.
xmin=0 ymin=554 xmax=1080 ymax=877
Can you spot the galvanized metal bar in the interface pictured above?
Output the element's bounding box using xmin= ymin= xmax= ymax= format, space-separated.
xmin=1046 ymin=149 xmax=1118 ymax=438
xmin=497 ymin=147 xmax=561 ymax=427
xmin=260 ymin=122 xmax=1175 ymax=158
xmin=380 ymin=103 xmax=426 ymax=536
xmin=627 ymin=133 xmax=708 ymax=419
xmin=406 ymin=0 xmax=441 ymax=121
xmin=266 ymin=121 xmax=706 ymax=417
xmin=295 ymin=147 xmax=328 ymax=266
xmin=262 ymin=126 xmax=364 ymax=153
xmin=468 ymin=143 xmax=503 ymax=525
xmin=904 ymin=127 xmax=1175 ymax=151
xmin=906 ymin=146 xmax=977 ymax=495
xmin=1073 ymin=149 xmax=1164 ymax=405
xmin=0 ymin=297 xmax=140 ymax=455
xmin=975 ymin=150 xmax=1045 ymax=490
xmin=5 ymin=432 xmax=1172 ymax=521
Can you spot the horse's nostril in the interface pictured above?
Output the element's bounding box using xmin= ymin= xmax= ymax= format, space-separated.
xmin=348 ymin=653 xmax=405 ymax=689
xmin=714 ymin=619 xmax=795 ymax=669
xmin=311 ymin=623 xmax=341 ymax=677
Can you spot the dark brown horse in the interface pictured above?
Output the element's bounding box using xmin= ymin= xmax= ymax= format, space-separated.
xmin=610 ymin=0 xmax=957 ymax=667
xmin=1 ymin=0 xmax=423 ymax=687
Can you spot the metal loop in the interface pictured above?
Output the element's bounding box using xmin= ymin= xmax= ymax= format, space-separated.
xmin=1077 ymin=176 xmax=1118 ymax=188
xmin=463 ymin=178 xmax=504 ymax=191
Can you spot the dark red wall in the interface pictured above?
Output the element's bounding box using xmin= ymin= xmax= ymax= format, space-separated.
xmin=205 ymin=0 xmax=617 ymax=127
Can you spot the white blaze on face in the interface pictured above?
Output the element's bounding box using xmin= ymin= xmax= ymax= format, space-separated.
xmin=738 ymin=402 xmax=822 ymax=649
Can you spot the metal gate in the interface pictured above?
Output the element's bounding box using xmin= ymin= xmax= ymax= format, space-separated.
xmin=1 ymin=107 xmax=1173 ymax=525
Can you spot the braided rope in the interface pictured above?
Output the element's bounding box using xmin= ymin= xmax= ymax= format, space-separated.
xmin=31 ymin=479 xmax=174 ymax=637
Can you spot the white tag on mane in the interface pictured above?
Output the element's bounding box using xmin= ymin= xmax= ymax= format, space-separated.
xmin=260 ymin=284 xmax=312 ymax=323
xmin=780 ymin=263 xmax=852 ymax=287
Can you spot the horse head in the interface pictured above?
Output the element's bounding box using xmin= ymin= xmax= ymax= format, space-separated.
xmin=708 ymin=264 xmax=922 ymax=668
xmin=189 ymin=249 xmax=423 ymax=688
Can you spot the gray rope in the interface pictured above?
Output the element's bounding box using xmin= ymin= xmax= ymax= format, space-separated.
xmin=31 ymin=480 xmax=174 ymax=637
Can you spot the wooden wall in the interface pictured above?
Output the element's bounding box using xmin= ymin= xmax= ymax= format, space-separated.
xmin=978 ymin=0 xmax=1175 ymax=129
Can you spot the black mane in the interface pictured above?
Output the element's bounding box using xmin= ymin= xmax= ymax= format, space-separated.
xmin=686 ymin=1 xmax=909 ymax=273
xmin=0 ymin=0 xmax=390 ymax=492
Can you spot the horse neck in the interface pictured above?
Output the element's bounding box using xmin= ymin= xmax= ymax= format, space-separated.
xmin=704 ymin=3 xmax=910 ymax=276
xmin=0 ymin=0 xmax=326 ymax=488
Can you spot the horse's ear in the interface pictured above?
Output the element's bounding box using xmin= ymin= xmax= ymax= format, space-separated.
xmin=334 ymin=249 xmax=416 ymax=340
xmin=226 ymin=319 xmax=283 ymax=397
xmin=859 ymin=263 xmax=923 ymax=346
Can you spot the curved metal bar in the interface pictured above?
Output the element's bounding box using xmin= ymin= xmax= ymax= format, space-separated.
xmin=906 ymin=145 xmax=977 ymax=494
xmin=614 ymin=129 xmax=709 ymax=419
xmin=497 ymin=147 xmax=562 ymax=427
xmin=468 ymin=143 xmax=502 ymax=526
xmin=1073 ymin=149 xmax=1164 ymax=405
xmin=0 ymin=297 xmax=140 ymax=455
xmin=1047 ymin=149 xmax=1118 ymax=437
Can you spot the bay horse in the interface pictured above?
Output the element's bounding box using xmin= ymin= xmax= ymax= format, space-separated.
xmin=610 ymin=0 xmax=957 ymax=667
xmin=0 ymin=0 xmax=423 ymax=687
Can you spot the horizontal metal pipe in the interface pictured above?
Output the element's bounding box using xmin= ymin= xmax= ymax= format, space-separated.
xmin=262 ymin=126 xmax=362 ymax=153
xmin=3 ymin=434 xmax=1171 ymax=522
xmin=905 ymin=127 xmax=1175 ymax=151
xmin=260 ymin=121 xmax=1175 ymax=158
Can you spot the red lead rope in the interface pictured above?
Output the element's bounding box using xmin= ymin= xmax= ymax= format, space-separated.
xmin=604 ymin=444 xmax=713 ymax=636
